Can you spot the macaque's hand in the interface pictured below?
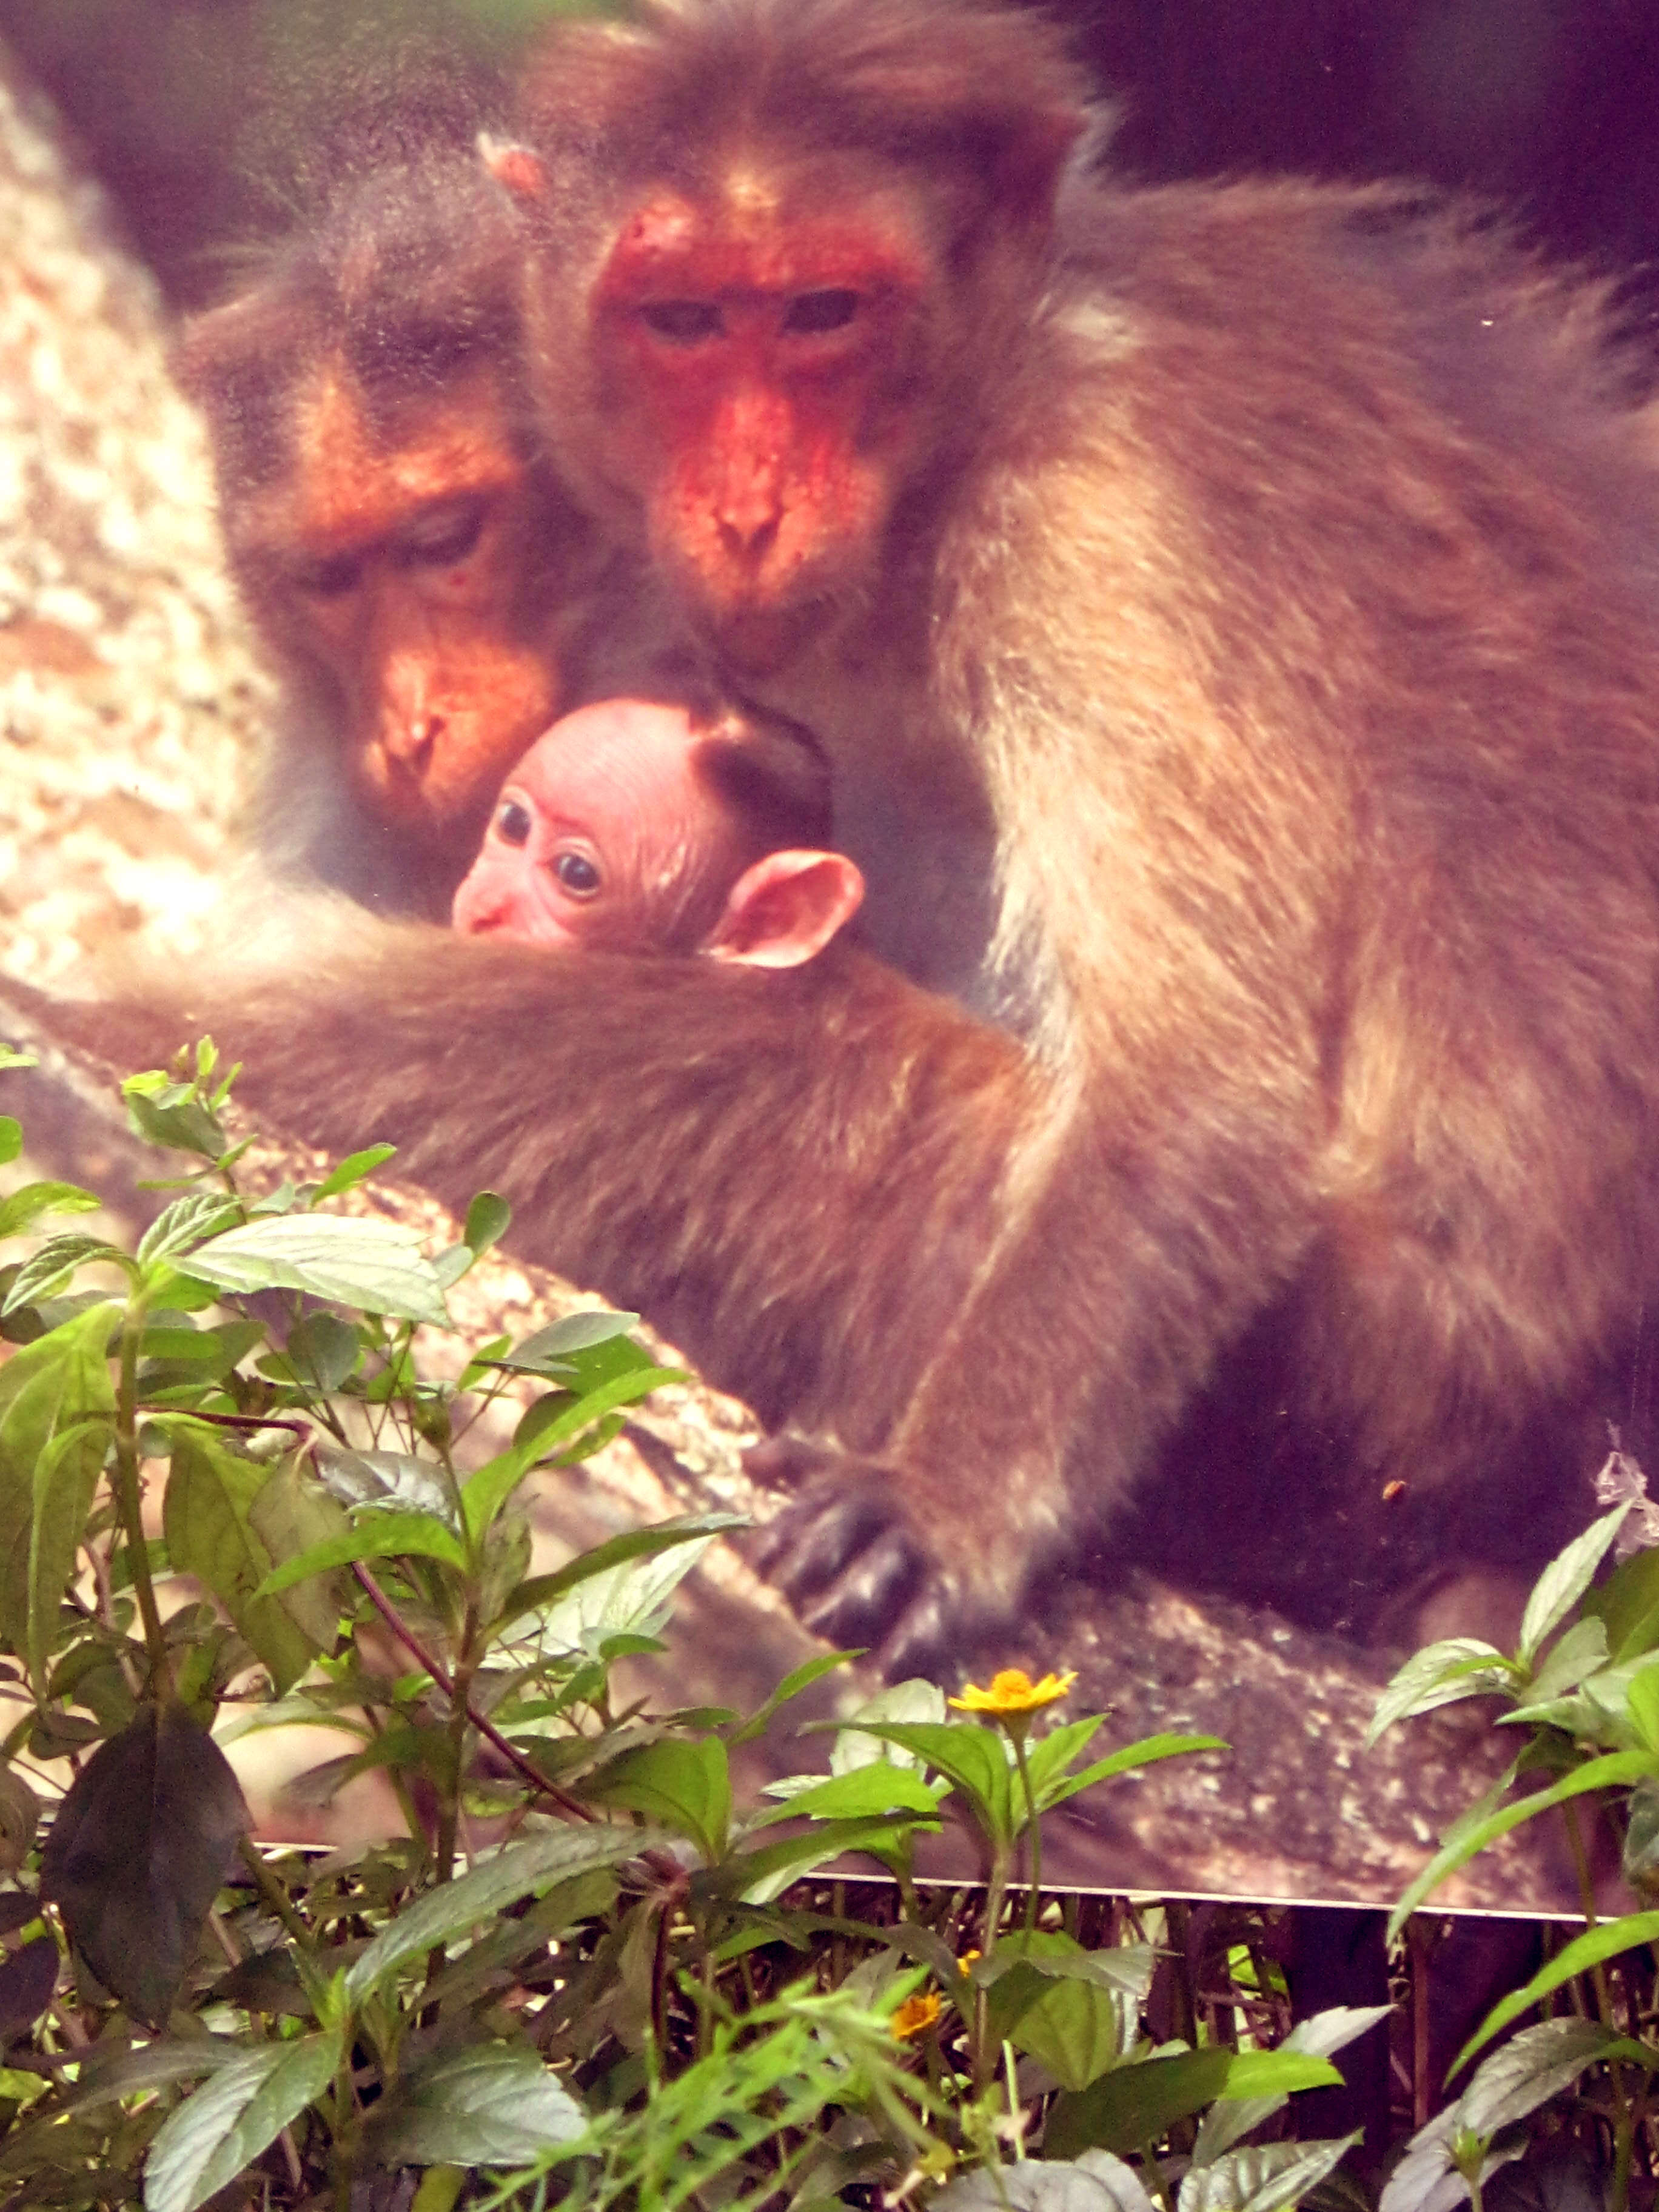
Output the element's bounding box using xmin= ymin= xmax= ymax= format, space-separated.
xmin=745 ymin=1435 xmax=1001 ymax=1680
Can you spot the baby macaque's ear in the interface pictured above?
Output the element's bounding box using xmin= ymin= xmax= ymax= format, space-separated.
xmin=707 ymin=851 xmax=865 ymax=968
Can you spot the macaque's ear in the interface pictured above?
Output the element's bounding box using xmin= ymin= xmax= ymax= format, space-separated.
xmin=478 ymin=133 xmax=548 ymax=206
xmin=708 ymin=850 xmax=865 ymax=969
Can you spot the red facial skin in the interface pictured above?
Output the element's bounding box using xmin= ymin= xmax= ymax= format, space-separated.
xmin=240 ymin=364 xmax=569 ymax=857
xmin=592 ymin=195 xmax=935 ymax=665
xmin=451 ymin=699 xmax=750 ymax=953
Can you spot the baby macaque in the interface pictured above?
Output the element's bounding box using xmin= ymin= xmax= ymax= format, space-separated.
xmin=452 ymin=697 xmax=865 ymax=968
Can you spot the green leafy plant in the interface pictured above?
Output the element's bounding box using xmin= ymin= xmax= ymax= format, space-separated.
xmin=1371 ymin=1493 xmax=1659 ymax=2211
xmin=0 ymin=1044 xmax=1374 ymax=2211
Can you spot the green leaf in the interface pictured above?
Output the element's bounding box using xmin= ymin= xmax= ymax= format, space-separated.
xmin=1178 ymin=2135 xmax=1361 ymax=2212
xmin=283 ymin=1310 xmax=361 ymax=1393
xmin=0 ymin=1117 xmax=19 ymax=1164
xmin=988 ymin=1935 xmax=1141 ymax=2092
xmin=1021 ymin=1716 xmax=1106 ymax=1797
xmin=717 ymin=1812 xmax=930 ymax=1903
xmin=314 ymin=1445 xmax=451 ymax=1518
xmin=498 ymin=1310 xmax=642 ymax=1369
xmin=586 ymin=1736 xmax=732 ymax=1861
xmin=135 ymin=1191 xmax=243 ymax=1272
xmin=1366 ymin=1639 xmax=1516 ymax=1746
xmin=1221 ymin=2052 xmax=1346 ymax=2099
xmin=144 ymin=2030 xmax=343 ymax=2212
xmin=0 ymin=1301 xmax=118 ymax=1692
xmin=58 ymin=2038 xmax=245 ymax=2117
xmin=123 ymin=1085 xmax=227 ymax=1162
xmin=1193 ymin=2007 xmax=1390 ymax=2164
xmin=183 ymin=1214 xmax=451 ymax=1326
xmin=1387 ymin=1750 xmax=1659 ymax=1939
xmin=1447 ymin=1915 xmax=1659 ymax=2080
xmin=137 ymin=1318 xmax=264 ymax=1383
xmin=1628 ymin=1777 xmax=1659 ymax=1892
xmin=994 ymin=1942 xmax=1161 ymax=2003
xmin=1522 ymin=1615 xmax=1609 ymax=1703
xmin=511 ymin=1363 xmax=675 ymax=1463
xmin=245 ymin=1451 xmax=351 ymax=1649
xmin=253 ymin=1507 xmax=467 ymax=1596
xmin=344 ymin=1823 xmax=662 ymax=2005
xmin=0 ymin=1760 xmax=40 ymax=1874
xmin=831 ymin=1720 xmax=1014 ymax=1843
xmin=42 ymin=1704 xmax=249 ymax=2029
xmin=751 ymin=1764 xmax=943 ymax=1825
xmin=462 ymin=1364 xmax=682 ymax=1544
xmin=161 ymin=1430 xmax=318 ymax=1692
xmin=2 ymin=1232 xmax=132 ymax=1314
xmin=731 ymin=1651 xmax=856 ymax=1746
xmin=831 ymin=1678 xmax=948 ymax=1772
xmin=0 ymin=1179 xmax=101 ymax=1240
xmin=1048 ymin=2051 xmax=1229 ymax=2162
xmin=1380 ymin=2110 xmax=1522 ymax=2212
xmin=1461 ymin=2016 xmax=1634 ymax=2135
xmin=462 ymin=1190 xmax=512 ymax=1257
xmin=1039 ymin=1733 xmax=1228 ymax=1815
xmin=934 ymin=2157 xmax=1157 ymax=2212
xmin=494 ymin=1513 xmax=744 ymax=1646
xmin=1047 ymin=2051 xmax=1341 ymax=2162
xmin=1584 ymin=1544 xmax=1659 ymax=1662
xmin=1628 ymin=1667 xmax=1659 ymax=1757
xmin=364 ymin=2040 xmax=584 ymax=2168
xmin=1520 ymin=1507 xmax=1631 ymax=1664
xmin=311 ymin=1143 xmax=397 ymax=1201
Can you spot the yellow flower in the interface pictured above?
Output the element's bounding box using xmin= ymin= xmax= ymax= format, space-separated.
xmin=891 ymin=1992 xmax=943 ymax=2039
xmin=948 ymin=1667 xmax=1077 ymax=1715
xmin=956 ymin=1949 xmax=981 ymax=1976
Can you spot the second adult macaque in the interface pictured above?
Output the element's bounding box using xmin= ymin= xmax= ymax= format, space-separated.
xmin=452 ymin=698 xmax=863 ymax=965
xmin=489 ymin=0 xmax=1659 ymax=1658
xmin=178 ymin=133 xmax=621 ymax=915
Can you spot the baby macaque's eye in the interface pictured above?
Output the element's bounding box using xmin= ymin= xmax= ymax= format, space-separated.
xmin=496 ymin=799 xmax=533 ymax=846
xmin=551 ymin=848 xmax=603 ymax=898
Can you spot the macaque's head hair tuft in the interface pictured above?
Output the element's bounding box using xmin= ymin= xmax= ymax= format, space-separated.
xmin=520 ymin=0 xmax=1091 ymax=229
xmin=177 ymin=144 xmax=531 ymax=491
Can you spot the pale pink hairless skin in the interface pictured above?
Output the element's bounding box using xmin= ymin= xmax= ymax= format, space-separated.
xmin=452 ymin=697 xmax=864 ymax=968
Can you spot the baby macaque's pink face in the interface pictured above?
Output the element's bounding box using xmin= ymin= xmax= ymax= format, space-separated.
xmin=452 ymin=699 xmax=746 ymax=953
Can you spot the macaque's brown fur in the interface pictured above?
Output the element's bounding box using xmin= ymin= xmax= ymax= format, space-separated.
xmin=500 ymin=0 xmax=1659 ymax=1652
xmin=23 ymin=0 xmax=1659 ymax=1666
xmin=19 ymin=944 xmax=1031 ymax=1464
xmin=178 ymin=142 xmax=617 ymax=914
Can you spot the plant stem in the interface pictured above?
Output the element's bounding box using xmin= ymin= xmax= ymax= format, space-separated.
xmin=236 ymin=1839 xmax=314 ymax=1953
xmin=112 ymin=1305 xmax=170 ymax=1692
xmin=350 ymin=1564 xmax=595 ymax=1823
xmin=434 ymin=1606 xmax=481 ymax=1885
xmin=1008 ymin=1731 xmax=1041 ymax=1933
xmin=1563 ymin=1801 xmax=1636 ymax=2212
xmin=973 ymin=1853 xmax=1010 ymax=2099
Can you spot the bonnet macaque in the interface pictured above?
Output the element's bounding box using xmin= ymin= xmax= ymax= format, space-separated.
xmin=453 ymin=695 xmax=863 ymax=965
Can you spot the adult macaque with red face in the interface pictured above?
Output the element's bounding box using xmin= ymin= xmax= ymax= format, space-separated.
xmin=480 ymin=0 xmax=1659 ymax=1657
xmin=453 ymin=696 xmax=863 ymax=965
xmin=179 ymin=136 xmax=618 ymax=915
xmin=19 ymin=0 xmax=1659 ymax=1671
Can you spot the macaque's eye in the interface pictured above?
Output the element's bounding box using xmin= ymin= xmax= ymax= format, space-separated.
xmin=783 ymin=288 xmax=859 ymax=335
xmin=551 ymin=847 xmax=603 ymax=898
xmin=292 ymin=550 xmax=362 ymax=598
xmin=638 ymin=300 xmax=725 ymax=344
xmin=495 ymin=799 xmax=534 ymax=846
xmin=397 ymin=499 xmax=487 ymax=568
